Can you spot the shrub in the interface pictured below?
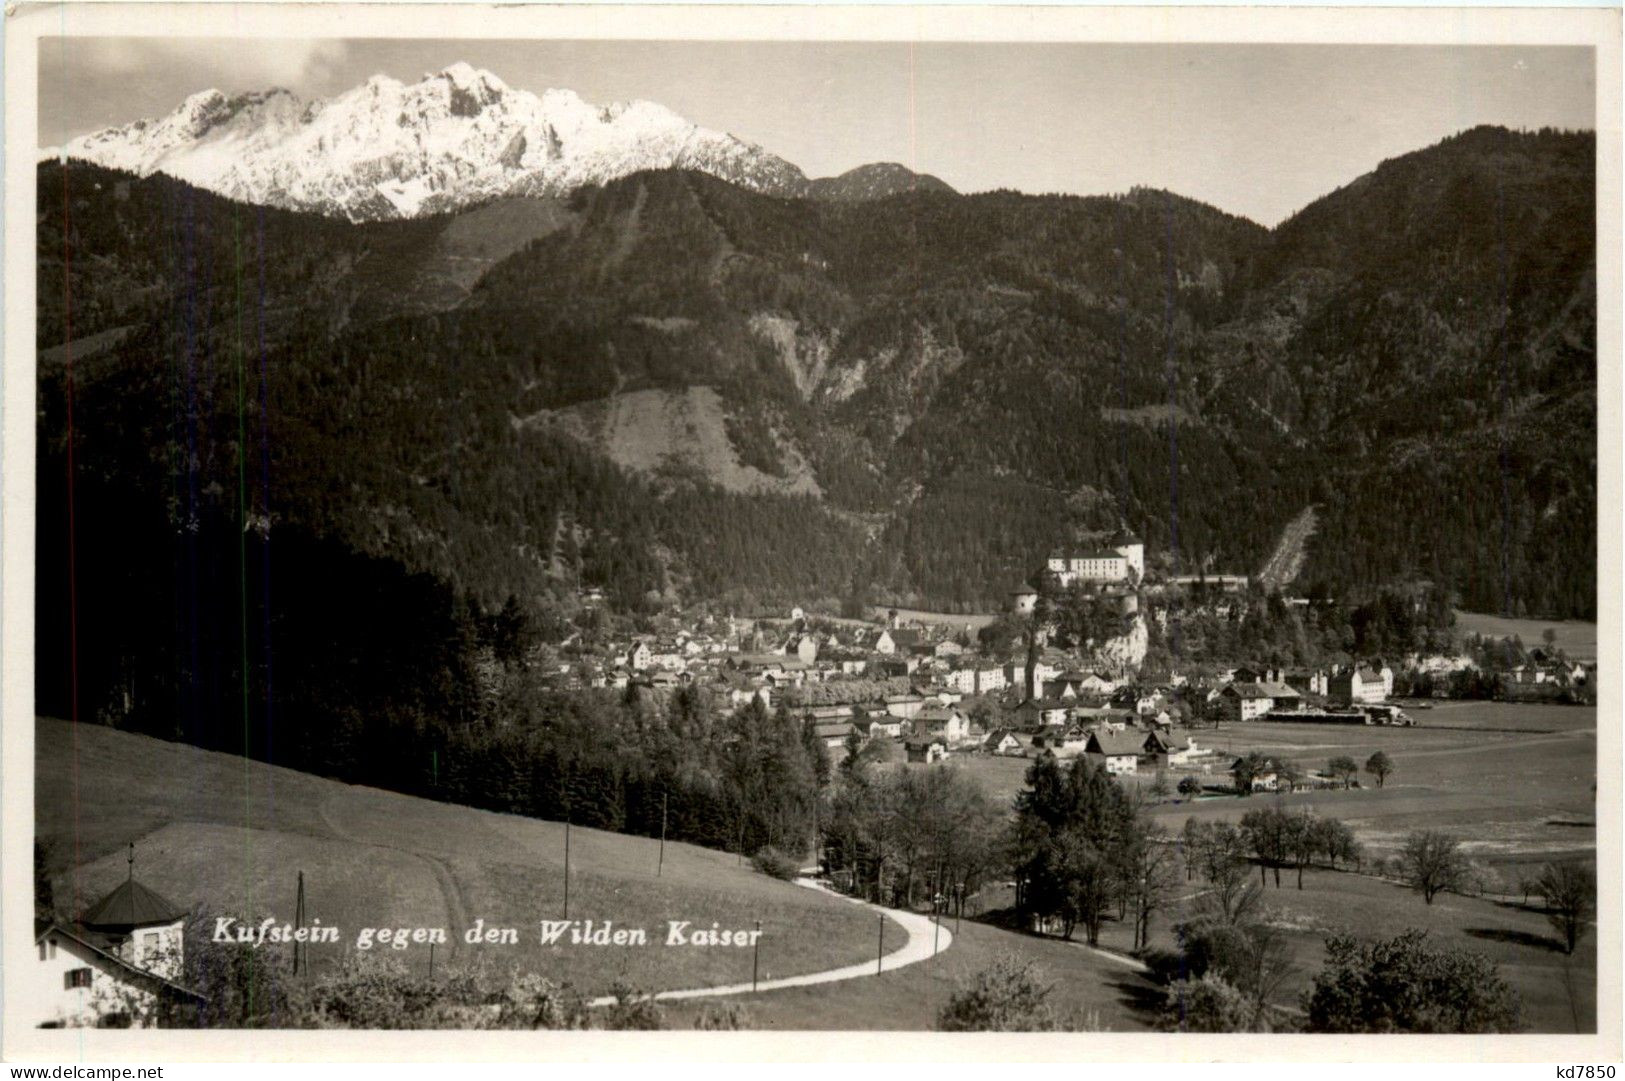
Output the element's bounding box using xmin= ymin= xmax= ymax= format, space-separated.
xmin=601 ymin=982 xmax=664 ymax=1030
xmin=751 ymin=845 xmax=802 ymax=881
xmin=495 ymin=970 xmax=590 ymax=1030
xmin=1159 ymin=974 xmax=1259 ymax=1032
xmin=693 ymin=1001 xmax=749 ymax=1030
xmin=937 ymin=954 xmax=1060 ymax=1031
xmin=1304 ymin=929 xmax=1520 ymax=1033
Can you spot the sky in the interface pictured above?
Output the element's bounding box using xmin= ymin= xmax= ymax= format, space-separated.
xmin=38 ymin=38 xmax=1596 ymax=226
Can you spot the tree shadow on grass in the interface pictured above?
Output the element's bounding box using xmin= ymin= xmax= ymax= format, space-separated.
xmin=1107 ymin=974 xmax=1166 ymax=1025
xmin=1464 ymin=926 xmax=1567 ymax=953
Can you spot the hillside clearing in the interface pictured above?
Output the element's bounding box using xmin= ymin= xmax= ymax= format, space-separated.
xmin=36 ymin=718 xmax=883 ymax=996
xmin=1455 ymin=611 xmax=1597 ymax=661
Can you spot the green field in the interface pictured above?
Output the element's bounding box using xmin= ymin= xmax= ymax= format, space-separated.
xmin=966 ymin=852 xmax=1597 ymax=1033
xmin=1455 ymin=610 xmax=1597 ymax=661
xmin=950 ymin=700 xmax=1598 ymax=1032
xmin=1160 ymin=704 xmax=1597 ymax=871
xmin=37 ymin=710 xmax=1597 ymax=1031
xmin=35 ymin=718 xmax=886 ymax=997
xmin=665 ymin=914 xmax=1161 ymax=1031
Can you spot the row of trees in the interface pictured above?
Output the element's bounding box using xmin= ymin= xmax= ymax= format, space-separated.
xmin=1010 ymin=755 xmax=1177 ymax=950
xmin=820 ymin=748 xmax=1005 ymax=914
xmin=1229 ymin=751 xmax=1393 ymax=795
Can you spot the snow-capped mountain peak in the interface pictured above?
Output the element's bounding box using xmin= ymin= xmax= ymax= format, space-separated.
xmin=50 ymin=65 xmax=814 ymax=220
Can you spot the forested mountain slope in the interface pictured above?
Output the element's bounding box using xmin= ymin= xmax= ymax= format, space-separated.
xmin=36 ymin=123 xmax=1595 ymax=716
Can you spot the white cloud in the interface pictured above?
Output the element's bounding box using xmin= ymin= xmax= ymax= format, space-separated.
xmin=70 ymin=38 xmax=349 ymax=95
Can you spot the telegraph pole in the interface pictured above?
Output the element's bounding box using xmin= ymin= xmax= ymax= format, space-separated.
xmin=293 ymin=870 xmax=307 ymax=976
xmin=751 ymin=920 xmax=762 ymax=992
xmin=563 ymin=815 xmax=572 ymax=920
xmin=657 ymin=792 xmax=668 ymax=878
xmin=876 ymin=912 xmax=885 ymax=974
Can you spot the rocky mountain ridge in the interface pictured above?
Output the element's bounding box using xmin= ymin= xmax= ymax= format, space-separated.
xmin=48 ymin=63 xmax=951 ymax=220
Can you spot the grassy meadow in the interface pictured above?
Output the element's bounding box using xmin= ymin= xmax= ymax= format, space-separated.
xmin=1455 ymin=611 xmax=1597 ymax=661
xmin=664 ymin=912 xmax=1162 ymax=1031
xmin=35 ymin=717 xmax=887 ymax=996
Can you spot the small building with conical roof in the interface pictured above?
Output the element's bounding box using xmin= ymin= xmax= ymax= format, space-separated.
xmin=77 ymin=876 xmax=188 ymax=980
xmin=24 ymin=848 xmax=201 ymax=1028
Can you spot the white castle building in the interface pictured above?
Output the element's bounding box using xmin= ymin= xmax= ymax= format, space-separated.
xmin=1046 ymin=536 xmax=1144 ymax=586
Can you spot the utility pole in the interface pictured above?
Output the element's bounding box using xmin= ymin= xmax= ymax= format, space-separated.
xmin=428 ymin=941 xmax=435 ymax=980
xmin=876 ymin=912 xmax=885 ymax=974
xmin=563 ymin=816 xmax=572 ymax=920
xmin=932 ymin=894 xmax=942 ymax=957
xmin=751 ymin=920 xmax=762 ymax=992
xmin=293 ymin=870 xmax=307 ymax=976
xmin=657 ymin=792 xmax=667 ymax=878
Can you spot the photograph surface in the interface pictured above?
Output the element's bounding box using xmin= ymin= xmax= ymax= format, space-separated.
xmin=7 ymin=4 xmax=1618 ymax=1056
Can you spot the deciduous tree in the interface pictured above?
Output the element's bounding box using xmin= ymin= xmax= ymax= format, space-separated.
xmin=1399 ymin=830 xmax=1465 ymax=905
xmin=1535 ymin=861 xmax=1596 ymax=954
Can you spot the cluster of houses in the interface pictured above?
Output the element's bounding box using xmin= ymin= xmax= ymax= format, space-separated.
xmin=537 ymin=610 xmax=1011 ymax=701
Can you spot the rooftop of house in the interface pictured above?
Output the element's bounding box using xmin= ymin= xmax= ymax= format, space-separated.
xmin=1087 ymin=730 xmax=1146 ymax=756
xmin=79 ymin=877 xmax=186 ymax=931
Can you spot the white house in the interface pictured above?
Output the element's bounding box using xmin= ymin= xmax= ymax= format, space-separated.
xmin=26 ymin=875 xmax=203 ymax=1029
xmin=1330 ymin=665 xmax=1389 ymax=705
xmin=1219 ymin=682 xmax=1276 ymax=722
xmin=983 ymin=729 xmax=1024 ymax=756
xmin=911 ymin=707 xmax=970 ymax=746
xmin=971 ymin=666 xmax=1007 ymax=695
xmin=1085 ymin=730 xmax=1143 ymax=775
xmin=884 ymin=694 xmax=928 ymax=720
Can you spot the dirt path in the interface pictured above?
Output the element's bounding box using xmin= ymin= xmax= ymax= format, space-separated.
xmin=586 ymin=878 xmax=952 ymax=1007
xmin=317 ymin=792 xmax=473 ymax=960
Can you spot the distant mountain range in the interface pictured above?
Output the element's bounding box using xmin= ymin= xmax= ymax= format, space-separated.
xmin=46 ymin=63 xmax=952 ymax=220
xmin=35 ymin=122 xmax=1596 ymax=693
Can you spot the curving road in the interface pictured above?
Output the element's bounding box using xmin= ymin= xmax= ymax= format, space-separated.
xmin=586 ymin=878 xmax=952 ymax=1007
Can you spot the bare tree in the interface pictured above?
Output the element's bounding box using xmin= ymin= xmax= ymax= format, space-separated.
xmin=1535 ymin=861 xmax=1596 ymax=954
xmin=1398 ymin=830 xmax=1465 ymax=904
xmin=1121 ymin=821 xmax=1179 ymax=951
